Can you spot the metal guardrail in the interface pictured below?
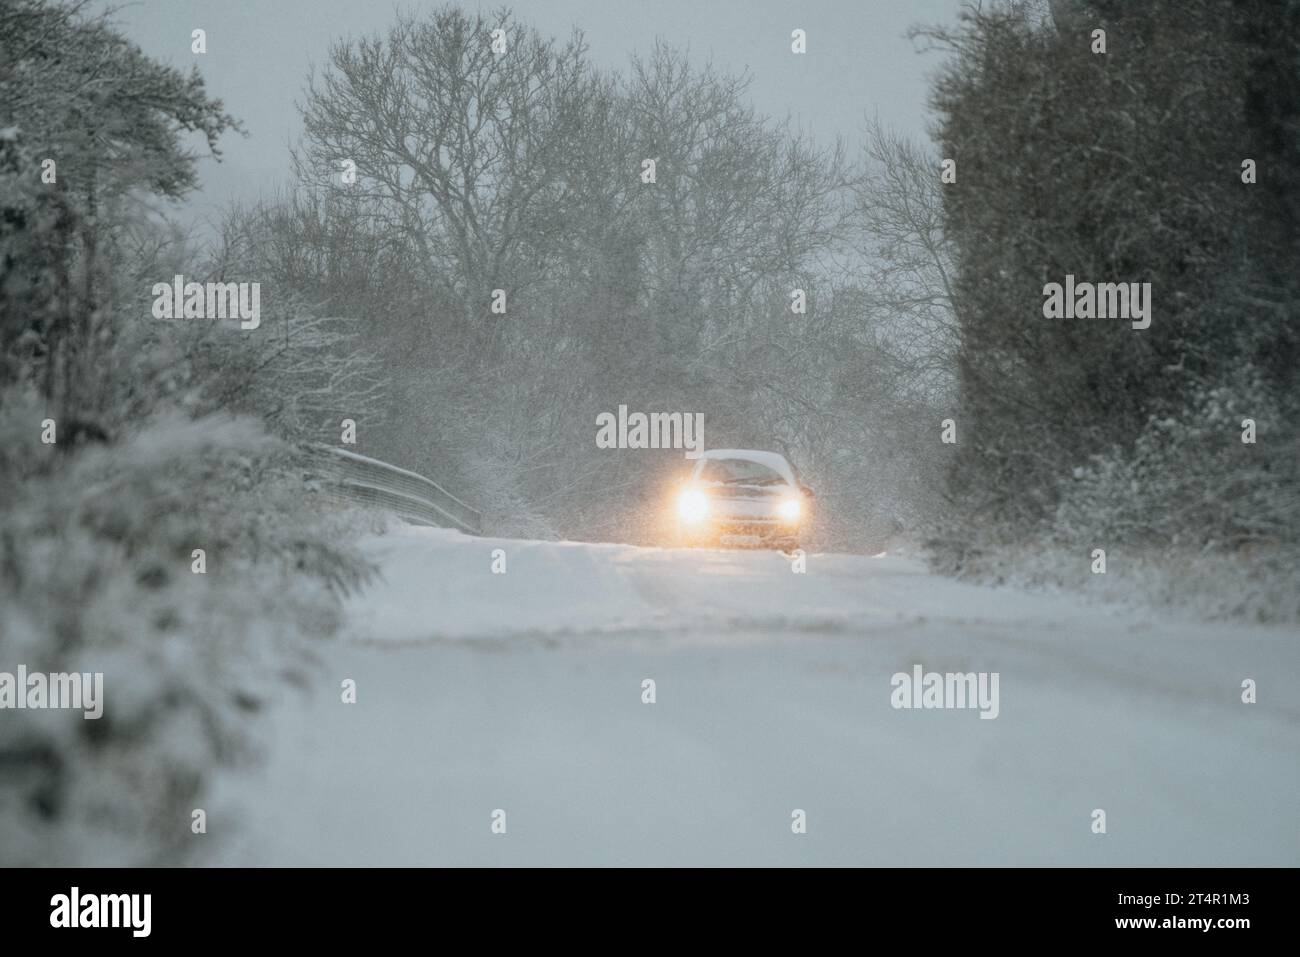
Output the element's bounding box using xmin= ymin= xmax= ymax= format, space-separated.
xmin=304 ymin=444 xmax=483 ymax=535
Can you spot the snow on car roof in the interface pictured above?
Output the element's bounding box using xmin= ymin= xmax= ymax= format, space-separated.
xmin=697 ymin=448 xmax=795 ymax=483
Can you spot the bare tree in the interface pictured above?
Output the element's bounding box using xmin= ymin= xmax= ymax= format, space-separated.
xmin=297 ymin=6 xmax=601 ymax=353
xmin=848 ymin=116 xmax=957 ymax=399
xmin=624 ymin=42 xmax=848 ymax=362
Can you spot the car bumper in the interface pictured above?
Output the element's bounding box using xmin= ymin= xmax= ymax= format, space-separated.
xmin=687 ymin=517 xmax=800 ymax=542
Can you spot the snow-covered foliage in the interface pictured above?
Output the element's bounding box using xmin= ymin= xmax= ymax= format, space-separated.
xmin=1056 ymin=371 xmax=1299 ymax=551
xmin=0 ymin=395 xmax=374 ymax=864
xmin=922 ymin=0 xmax=1300 ymax=616
xmin=0 ymin=0 xmax=375 ymax=864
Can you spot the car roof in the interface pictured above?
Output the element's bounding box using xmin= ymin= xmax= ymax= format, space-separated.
xmin=695 ymin=448 xmax=796 ymax=483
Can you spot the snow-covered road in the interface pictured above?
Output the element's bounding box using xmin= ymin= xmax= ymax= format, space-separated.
xmin=210 ymin=527 xmax=1300 ymax=866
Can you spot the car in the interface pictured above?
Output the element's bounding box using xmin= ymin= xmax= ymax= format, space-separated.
xmin=673 ymin=448 xmax=813 ymax=551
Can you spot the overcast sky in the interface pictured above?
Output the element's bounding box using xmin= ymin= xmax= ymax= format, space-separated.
xmin=105 ymin=0 xmax=966 ymax=224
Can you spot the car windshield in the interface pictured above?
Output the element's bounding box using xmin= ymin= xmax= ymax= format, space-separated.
xmin=697 ymin=458 xmax=787 ymax=485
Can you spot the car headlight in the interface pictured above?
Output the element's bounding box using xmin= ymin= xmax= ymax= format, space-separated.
xmin=677 ymin=488 xmax=709 ymax=523
xmin=777 ymin=497 xmax=802 ymax=522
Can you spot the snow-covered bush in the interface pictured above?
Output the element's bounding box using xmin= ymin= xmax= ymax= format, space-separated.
xmin=1055 ymin=370 xmax=1300 ymax=550
xmin=930 ymin=368 xmax=1300 ymax=621
xmin=0 ymin=0 xmax=387 ymax=866
xmin=922 ymin=0 xmax=1300 ymax=616
xmin=0 ymin=392 xmax=374 ymax=864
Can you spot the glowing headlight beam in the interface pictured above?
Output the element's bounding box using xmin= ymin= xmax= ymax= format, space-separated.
xmin=777 ymin=497 xmax=802 ymax=522
xmin=677 ymin=488 xmax=709 ymax=523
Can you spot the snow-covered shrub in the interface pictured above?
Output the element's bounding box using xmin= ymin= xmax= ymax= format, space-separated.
xmin=1055 ymin=370 xmax=1300 ymax=551
xmin=924 ymin=0 xmax=1300 ymax=609
xmin=931 ymin=368 xmax=1300 ymax=621
xmin=0 ymin=392 xmax=374 ymax=864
